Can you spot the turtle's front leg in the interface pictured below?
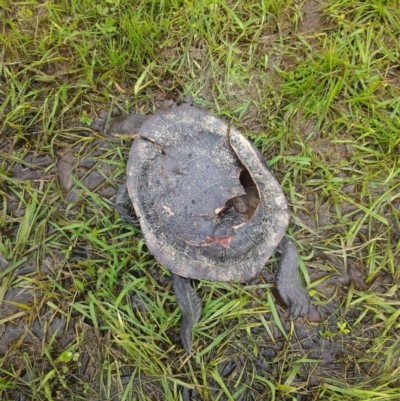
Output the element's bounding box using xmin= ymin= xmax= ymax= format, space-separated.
xmin=172 ymin=274 xmax=202 ymax=354
xmin=275 ymin=236 xmax=310 ymax=317
xmin=115 ymin=183 xmax=138 ymax=225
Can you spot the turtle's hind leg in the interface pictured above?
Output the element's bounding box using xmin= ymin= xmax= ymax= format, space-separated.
xmin=275 ymin=236 xmax=310 ymax=317
xmin=172 ymin=274 xmax=202 ymax=354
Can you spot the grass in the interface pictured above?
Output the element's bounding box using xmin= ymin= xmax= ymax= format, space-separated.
xmin=0 ymin=0 xmax=399 ymax=399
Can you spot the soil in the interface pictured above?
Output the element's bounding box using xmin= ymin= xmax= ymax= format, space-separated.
xmin=1 ymin=95 xmax=398 ymax=399
xmin=1 ymin=1 xmax=399 ymax=399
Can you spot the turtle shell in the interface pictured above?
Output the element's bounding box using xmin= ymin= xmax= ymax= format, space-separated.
xmin=126 ymin=106 xmax=289 ymax=282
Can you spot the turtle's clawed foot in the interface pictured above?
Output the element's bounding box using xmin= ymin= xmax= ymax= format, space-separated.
xmin=279 ymin=282 xmax=310 ymax=317
xmin=172 ymin=274 xmax=202 ymax=354
xmin=276 ymin=236 xmax=311 ymax=318
xmin=115 ymin=183 xmax=139 ymax=225
xmin=90 ymin=109 xmax=111 ymax=134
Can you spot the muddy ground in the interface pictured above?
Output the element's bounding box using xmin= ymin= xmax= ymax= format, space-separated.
xmin=1 ymin=0 xmax=399 ymax=400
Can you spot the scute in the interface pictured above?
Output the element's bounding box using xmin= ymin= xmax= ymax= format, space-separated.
xmin=126 ymin=106 xmax=289 ymax=282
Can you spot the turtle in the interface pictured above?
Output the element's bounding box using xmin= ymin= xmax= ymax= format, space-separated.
xmin=106 ymin=105 xmax=310 ymax=354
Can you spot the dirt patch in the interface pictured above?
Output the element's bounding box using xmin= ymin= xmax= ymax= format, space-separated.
xmin=300 ymin=0 xmax=322 ymax=33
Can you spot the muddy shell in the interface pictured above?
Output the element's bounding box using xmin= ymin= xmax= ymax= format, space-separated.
xmin=125 ymin=106 xmax=289 ymax=282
